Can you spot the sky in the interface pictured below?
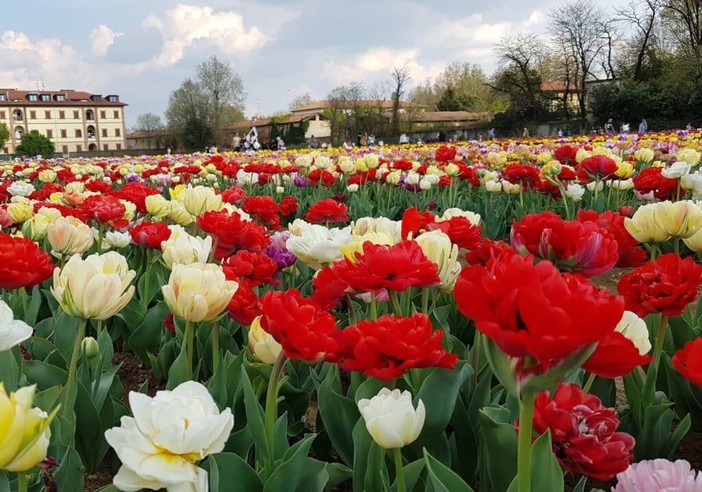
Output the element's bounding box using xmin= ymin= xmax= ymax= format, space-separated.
xmin=1 ymin=0 xmax=630 ymax=127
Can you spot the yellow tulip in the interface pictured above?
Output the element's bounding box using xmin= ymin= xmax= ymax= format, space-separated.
xmin=180 ymin=185 xmax=222 ymax=216
xmin=162 ymin=263 xmax=237 ymax=322
xmin=248 ymin=316 xmax=283 ymax=364
xmin=0 ymin=384 xmax=55 ymax=472
xmin=7 ymin=203 xmax=34 ymax=223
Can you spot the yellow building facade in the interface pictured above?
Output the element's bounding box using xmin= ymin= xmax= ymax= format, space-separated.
xmin=0 ymin=88 xmax=127 ymax=155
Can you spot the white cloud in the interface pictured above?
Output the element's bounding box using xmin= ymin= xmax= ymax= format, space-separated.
xmin=89 ymin=24 xmax=124 ymax=57
xmin=142 ymin=4 xmax=270 ymax=66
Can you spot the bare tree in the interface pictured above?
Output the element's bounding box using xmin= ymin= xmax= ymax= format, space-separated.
xmin=663 ymin=0 xmax=702 ymax=69
xmin=616 ymin=0 xmax=664 ymax=81
xmin=550 ymin=0 xmax=608 ymax=117
xmin=196 ymin=55 xmax=246 ymax=145
xmin=390 ymin=64 xmax=411 ymax=137
xmin=325 ymin=82 xmax=366 ymax=145
xmin=134 ymin=112 xmax=165 ymax=148
xmin=288 ymin=92 xmax=313 ymax=111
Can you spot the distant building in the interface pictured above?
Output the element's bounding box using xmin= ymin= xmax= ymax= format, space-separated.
xmin=0 ymin=88 xmax=127 ymax=155
xmin=540 ymin=82 xmax=582 ymax=114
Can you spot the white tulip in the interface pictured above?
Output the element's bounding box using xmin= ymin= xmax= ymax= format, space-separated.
xmin=0 ymin=301 xmax=32 ymax=352
xmin=615 ymin=311 xmax=652 ymax=356
xmin=105 ymin=381 xmax=234 ymax=492
xmin=358 ymin=388 xmax=425 ymax=449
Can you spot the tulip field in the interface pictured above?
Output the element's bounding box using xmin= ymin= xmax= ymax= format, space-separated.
xmin=4 ymin=129 xmax=702 ymax=491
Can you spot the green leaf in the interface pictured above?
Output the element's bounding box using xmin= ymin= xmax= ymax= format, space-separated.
xmin=263 ymin=435 xmax=328 ymax=492
xmin=54 ymin=447 xmax=85 ymax=492
xmin=415 ymin=362 xmax=470 ymax=433
xmin=313 ymin=365 xmax=358 ymax=466
xmin=127 ymin=300 xmax=170 ymax=360
xmin=166 ymin=347 xmax=190 ymax=390
xmin=241 ymin=364 xmax=269 ymax=466
xmin=424 ymin=448 xmax=475 ymax=492
xmin=479 ymin=407 xmax=518 ymax=492
xmin=352 ymin=417 xmax=385 ymax=492
xmin=203 ymin=452 xmax=263 ymax=492
xmin=0 ymin=349 xmax=19 ymax=391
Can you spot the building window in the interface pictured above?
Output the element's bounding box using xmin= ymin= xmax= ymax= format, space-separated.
xmin=86 ymin=110 xmax=94 ymax=120
xmin=0 ymin=95 xmax=5 ymax=101
xmin=29 ymin=111 xmax=36 ymax=119
xmin=87 ymin=125 xmax=96 ymax=139
xmin=103 ymin=144 xmax=109 ymax=151
xmin=41 ymin=94 xmax=50 ymax=102
xmin=59 ymin=111 xmax=65 ymax=119
xmin=45 ymin=110 xmax=51 ymax=119
xmin=62 ymin=145 xmax=68 ymax=153
xmin=116 ymin=143 xmax=122 ymax=150
xmin=28 ymin=94 xmax=38 ymax=102
xmin=76 ymin=145 xmax=82 ymax=152
xmin=102 ymin=128 xmax=108 ymax=137
xmin=75 ymin=129 xmax=82 ymax=138
xmin=73 ymin=110 xmax=79 ymax=119
xmin=61 ymin=129 xmax=67 ymax=138
xmin=0 ymin=111 xmax=5 ymax=119
xmin=47 ymin=130 xmax=53 ymax=139
xmin=113 ymin=110 xmax=119 ymax=119
xmin=13 ymin=110 xmax=22 ymax=121
xmin=107 ymin=95 xmax=119 ymax=102
xmin=55 ymin=95 xmax=66 ymax=101
xmin=115 ymin=128 xmax=121 ymax=137
xmin=100 ymin=111 xmax=106 ymax=119
xmin=15 ymin=127 xmax=24 ymax=140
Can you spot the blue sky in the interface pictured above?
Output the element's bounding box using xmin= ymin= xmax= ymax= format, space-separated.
xmin=1 ymin=0 xmax=629 ymax=127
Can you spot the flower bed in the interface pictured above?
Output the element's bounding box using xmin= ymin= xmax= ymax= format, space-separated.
xmin=1 ymin=130 xmax=702 ymax=491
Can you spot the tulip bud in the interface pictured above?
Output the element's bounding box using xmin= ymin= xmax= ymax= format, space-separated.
xmin=82 ymin=336 xmax=100 ymax=359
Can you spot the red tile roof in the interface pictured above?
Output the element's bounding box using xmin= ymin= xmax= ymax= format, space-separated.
xmin=0 ymin=88 xmax=127 ymax=106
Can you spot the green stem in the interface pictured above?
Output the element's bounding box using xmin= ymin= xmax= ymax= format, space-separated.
xmin=421 ymin=288 xmax=430 ymax=315
xmin=264 ymin=351 xmax=287 ymax=471
xmin=582 ymin=372 xmax=597 ymax=394
xmin=675 ymin=237 xmax=681 ymax=256
xmin=96 ymin=320 xmax=103 ymax=340
xmin=184 ymin=320 xmax=195 ymax=381
xmin=96 ymin=223 xmax=104 ymax=253
xmin=212 ymin=322 xmax=220 ymax=374
xmin=471 ymin=329 xmax=482 ymax=387
xmin=61 ymin=318 xmax=87 ymax=422
xmin=650 ymin=243 xmax=659 ymax=261
xmin=16 ymin=472 xmax=27 ymax=492
xmin=370 ymin=292 xmax=378 ymax=321
xmin=643 ymin=314 xmax=668 ymax=407
xmin=345 ymin=294 xmax=357 ymax=325
xmin=517 ymin=391 xmax=536 ymax=492
xmin=393 ymin=448 xmax=406 ymax=492
xmin=389 ymin=291 xmax=402 ymax=316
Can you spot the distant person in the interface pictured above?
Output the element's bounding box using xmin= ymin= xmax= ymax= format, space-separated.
xmin=368 ymin=133 xmax=375 ymax=146
xmin=522 ymin=127 xmax=530 ymax=138
xmin=360 ymin=133 xmax=368 ymax=146
xmin=557 ymin=128 xmax=563 ymax=137
xmin=621 ymin=122 xmax=630 ymax=133
xmin=232 ymin=132 xmax=241 ymax=151
xmin=639 ymin=119 xmax=648 ymax=133
xmin=487 ymin=128 xmax=495 ymax=139
xmin=308 ymin=135 xmax=319 ymax=148
xmin=438 ymin=130 xmax=446 ymax=142
xmin=604 ymin=118 xmax=615 ymax=135
xmin=276 ymin=136 xmax=285 ymax=150
xmin=399 ymin=133 xmax=409 ymax=144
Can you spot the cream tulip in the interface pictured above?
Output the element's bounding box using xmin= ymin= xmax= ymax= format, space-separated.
xmin=180 ymin=185 xmax=222 ymax=216
xmin=51 ymin=252 xmax=136 ymax=320
xmin=358 ymin=388 xmax=425 ymax=449
xmin=415 ymin=230 xmax=461 ymax=292
xmin=615 ymin=311 xmax=652 ymax=356
xmin=162 ymin=263 xmax=237 ymax=322
xmin=47 ymin=216 xmax=95 ymax=257
xmin=160 ymin=227 xmax=212 ymax=268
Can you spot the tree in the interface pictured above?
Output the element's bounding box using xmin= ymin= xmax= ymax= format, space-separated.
xmin=165 ymin=56 xmax=246 ymax=148
xmin=0 ymin=123 xmax=9 ymax=150
xmin=15 ymin=131 xmax=54 ymax=157
xmin=663 ymin=0 xmax=702 ymax=72
xmin=288 ymin=92 xmax=313 ymax=111
xmin=616 ymin=0 xmax=664 ymax=81
xmin=549 ymin=0 xmax=609 ymax=117
xmin=182 ymin=117 xmax=213 ymax=152
xmin=165 ymin=79 xmax=208 ymax=130
xmin=324 ymin=82 xmax=366 ymax=145
xmin=134 ymin=112 xmax=165 ymax=148
xmin=196 ymin=55 xmax=246 ymax=144
xmin=492 ymin=34 xmax=548 ymax=119
xmin=390 ymin=64 xmax=411 ymax=136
